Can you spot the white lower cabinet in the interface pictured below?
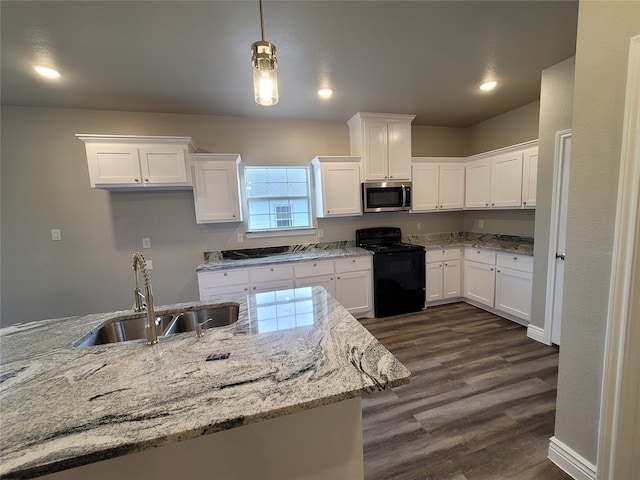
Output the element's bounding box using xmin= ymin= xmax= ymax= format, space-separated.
xmin=463 ymin=259 xmax=496 ymax=307
xmin=462 ymin=248 xmax=533 ymax=323
xmin=198 ymin=255 xmax=373 ymax=318
xmin=494 ymin=253 xmax=533 ymax=321
xmin=426 ymin=249 xmax=461 ymax=302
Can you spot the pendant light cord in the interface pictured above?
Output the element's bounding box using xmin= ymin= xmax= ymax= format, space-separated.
xmin=259 ymin=0 xmax=265 ymax=41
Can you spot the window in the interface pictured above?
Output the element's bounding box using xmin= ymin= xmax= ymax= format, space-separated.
xmin=244 ymin=166 xmax=313 ymax=232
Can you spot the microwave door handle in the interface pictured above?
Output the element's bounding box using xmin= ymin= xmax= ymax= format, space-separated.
xmin=401 ymin=184 xmax=407 ymax=207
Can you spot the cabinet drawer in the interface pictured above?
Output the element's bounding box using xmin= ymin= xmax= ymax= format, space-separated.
xmin=334 ymin=256 xmax=371 ymax=273
xmin=426 ymin=248 xmax=461 ymax=263
xmin=250 ymin=265 xmax=295 ymax=283
xmin=496 ymin=253 xmax=533 ymax=273
xmin=464 ymin=248 xmax=496 ymax=265
xmin=198 ymin=269 xmax=249 ymax=288
xmin=294 ymin=260 xmax=335 ymax=278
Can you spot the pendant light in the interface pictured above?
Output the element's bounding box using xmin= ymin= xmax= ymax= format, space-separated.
xmin=251 ymin=0 xmax=278 ymax=106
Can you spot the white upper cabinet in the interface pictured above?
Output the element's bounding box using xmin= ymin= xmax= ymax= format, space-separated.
xmin=347 ymin=112 xmax=415 ymax=182
xmin=411 ymin=159 xmax=465 ymax=212
xmin=311 ymin=156 xmax=362 ymax=217
xmin=465 ymin=141 xmax=537 ymax=209
xmin=521 ymin=146 xmax=538 ymax=208
xmin=190 ymin=154 xmax=242 ymax=224
xmin=77 ymin=134 xmax=195 ymax=189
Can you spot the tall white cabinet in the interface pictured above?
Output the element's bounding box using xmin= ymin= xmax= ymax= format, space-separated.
xmin=190 ymin=154 xmax=242 ymax=223
xmin=347 ymin=112 xmax=415 ymax=181
xmin=311 ymin=156 xmax=362 ymax=217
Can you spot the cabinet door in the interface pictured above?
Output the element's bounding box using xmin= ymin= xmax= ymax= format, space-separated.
xmin=335 ymin=270 xmax=372 ymax=316
xmin=192 ymin=161 xmax=242 ymax=223
xmin=295 ymin=274 xmax=335 ymax=297
xmin=387 ymin=121 xmax=412 ymax=181
xmin=439 ymin=164 xmax=465 ymax=210
xmin=491 ymin=152 xmax=523 ymax=207
xmin=139 ymin=146 xmax=189 ymax=185
xmin=411 ymin=163 xmax=440 ymax=212
xmin=363 ymin=120 xmax=389 ymax=181
xmin=465 ymin=159 xmax=491 ymax=208
xmin=464 ymin=260 xmax=495 ymax=307
xmin=197 ymin=269 xmax=250 ymax=301
xmin=495 ymin=267 xmax=532 ymax=321
xmin=443 ymin=260 xmax=461 ymax=299
xmin=320 ymin=163 xmax=362 ymax=216
xmin=521 ymin=147 xmax=538 ymax=207
xmin=426 ymin=262 xmax=444 ymax=301
xmin=86 ymin=144 xmax=142 ymax=187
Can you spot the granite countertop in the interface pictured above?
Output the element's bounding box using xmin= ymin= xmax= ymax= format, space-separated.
xmin=405 ymin=232 xmax=534 ymax=256
xmin=197 ymin=244 xmax=372 ymax=272
xmin=0 ymin=287 xmax=409 ymax=479
xmin=197 ymin=234 xmax=532 ymax=272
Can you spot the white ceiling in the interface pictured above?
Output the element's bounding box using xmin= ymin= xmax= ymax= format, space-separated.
xmin=0 ymin=0 xmax=578 ymax=127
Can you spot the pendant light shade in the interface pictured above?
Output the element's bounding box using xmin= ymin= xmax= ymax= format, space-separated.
xmin=251 ymin=1 xmax=278 ymax=106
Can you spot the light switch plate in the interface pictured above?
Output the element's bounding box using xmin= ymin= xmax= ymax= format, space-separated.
xmin=51 ymin=229 xmax=62 ymax=241
xmin=142 ymin=238 xmax=151 ymax=249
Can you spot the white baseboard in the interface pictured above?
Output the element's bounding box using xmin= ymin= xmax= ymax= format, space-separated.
xmin=527 ymin=324 xmax=548 ymax=345
xmin=548 ymin=436 xmax=597 ymax=480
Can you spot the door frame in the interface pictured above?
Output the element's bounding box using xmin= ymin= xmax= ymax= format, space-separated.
xmin=539 ymin=128 xmax=572 ymax=345
xmin=597 ymin=33 xmax=640 ymax=480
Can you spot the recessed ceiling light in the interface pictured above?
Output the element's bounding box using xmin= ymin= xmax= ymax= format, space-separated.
xmin=479 ymin=81 xmax=497 ymax=92
xmin=33 ymin=65 xmax=61 ymax=79
xmin=318 ymin=88 xmax=333 ymax=99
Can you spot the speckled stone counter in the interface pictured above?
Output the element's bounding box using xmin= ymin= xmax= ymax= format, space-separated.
xmin=198 ymin=243 xmax=371 ymax=272
xmin=0 ymin=287 xmax=409 ymax=479
xmin=404 ymin=232 xmax=534 ymax=256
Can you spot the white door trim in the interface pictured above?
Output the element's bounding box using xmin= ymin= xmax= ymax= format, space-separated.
xmin=535 ymin=128 xmax=572 ymax=346
xmin=597 ymin=33 xmax=640 ymax=480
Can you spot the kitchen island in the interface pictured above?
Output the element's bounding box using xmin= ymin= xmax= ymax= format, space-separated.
xmin=0 ymin=287 xmax=410 ymax=479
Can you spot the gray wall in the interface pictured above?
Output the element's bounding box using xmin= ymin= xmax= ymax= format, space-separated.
xmin=0 ymin=99 xmax=539 ymax=326
xmin=530 ymin=57 xmax=576 ymax=331
xmin=554 ymin=0 xmax=640 ymax=464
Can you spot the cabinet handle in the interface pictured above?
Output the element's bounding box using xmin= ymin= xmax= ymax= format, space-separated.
xmin=490 ymin=268 xmax=494 ymax=271
xmin=352 ymin=259 xmax=356 ymax=263
xmin=440 ymin=205 xmax=443 ymax=208
xmin=497 ymin=269 xmax=501 ymax=273
xmin=444 ymin=263 xmax=448 ymax=266
xmin=244 ymin=287 xmax=248 ymax=291
xmin=513 ymin=257 xmax=518 ymax=260
xmin=145 ymin=178 xmax=149 ymax=182
xmin=313 ymin=263 xmax=317 ymax=266
xmin=270 ymin=268 xmax=274 ymax=271
xmin=485 ymin=203 xmax=489 ymax=206
xmin=134 ymin=178 xmax=140 ymax=182
xmin=491 ymin=203 xmax=495 ymax=206
xmin=224 ymin=272 xmax=228 ymax=276
xmin=523 ymin=201 xmax=527 ymax=205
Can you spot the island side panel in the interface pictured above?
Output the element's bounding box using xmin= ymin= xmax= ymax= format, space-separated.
xmin=38 ymin=397 xmax=364 ymax=480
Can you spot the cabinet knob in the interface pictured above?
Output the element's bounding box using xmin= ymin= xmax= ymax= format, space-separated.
xmin=352 ymin=259 xmax=356 ymax=263
xmin=523 ymin=201 xmax=527 ymax=205
xmin=485 ymin=203 xmax=489 ymax=206
xmin=270 ymin=268 xmax=274 ymax=271
xmin=513 ymin=257 xmax=518 ymax=260
xmin=134 ymin=178 xmax=140 ymax=182
xmin=145 ymin=178 xmax=149 ymax=182
xmin=490 ymin=268 xmax=494 ymax=271
xmin=224 ymin=272 xmax=228 ymax=276
xmin=244 ymin=287 xmax=248 ymax=291
xmin=313 ymin=263 xmax=317 ymax=266
xmin=444 ymin=263 xmax=448 ymax=266
xmin=491 ymin=203 xmax=495 ymax=206
xmin=497 ymin=269 xmax=501 ymax=273
xmin=232 ymin=214 xmax=236 ymax=218
xmin=440 ymin=205 xmax=443 ymax=208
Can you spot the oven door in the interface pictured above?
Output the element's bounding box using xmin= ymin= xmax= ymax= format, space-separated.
xmin=363 ymin=182 xmax=411 ymax=212
xmin=372 ymin=249 xmax=425 ymax=317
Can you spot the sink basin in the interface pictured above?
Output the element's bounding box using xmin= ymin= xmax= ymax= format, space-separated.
xmin=164 ymin=304 xmax=240 ymax=335
xmin=74 ymin=304 xmax=240 ymax=348
xmin=74 ymin=313 xmax=175 ymax=348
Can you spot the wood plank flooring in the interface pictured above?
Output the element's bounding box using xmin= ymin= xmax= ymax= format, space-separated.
xmin=359 ymin=302 xmax=572 ymax=480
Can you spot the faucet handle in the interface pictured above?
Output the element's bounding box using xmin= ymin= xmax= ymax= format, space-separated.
xmin=196 ymin=318 xmax=214 ymax=338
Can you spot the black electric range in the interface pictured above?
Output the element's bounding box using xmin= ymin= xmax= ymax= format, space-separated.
xmin=356 ymin=227 xmax=425 ymax=318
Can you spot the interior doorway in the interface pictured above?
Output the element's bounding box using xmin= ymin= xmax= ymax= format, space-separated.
xmin=543 ymin=129 xmax=572 ymax=346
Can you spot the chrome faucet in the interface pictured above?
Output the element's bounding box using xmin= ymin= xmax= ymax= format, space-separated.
xmin=132 ymin=252 xmax=158 ymax=345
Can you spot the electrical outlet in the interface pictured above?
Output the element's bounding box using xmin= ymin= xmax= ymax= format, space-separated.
xmin=417 ymin=223 xmax=421 ymax=231
xmin=51 ymin=229 xmax=62 ymax=241
xmin=479 ymin=219 xmax=484 ymax=229
xmin=237 ymin=233 xmax=244 ymax=243
xmin=142 ymin=238 xmax=151 ymax=249
xmin=144 ymin=260 xmax=153 ymax=270
xmin=318 ymin=228 xmax=324 ymax=238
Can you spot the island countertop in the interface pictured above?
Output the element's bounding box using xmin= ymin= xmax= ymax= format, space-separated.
xmin=0 ymin=287 xmax=410 ymax=479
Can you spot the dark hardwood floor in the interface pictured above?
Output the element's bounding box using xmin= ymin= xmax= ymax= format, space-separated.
xmin=359 ymin=302 xmax=572 ymax=480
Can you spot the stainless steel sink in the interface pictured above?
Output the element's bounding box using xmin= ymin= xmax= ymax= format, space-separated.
xmin=74 ymin=304 xmax=240 ymax=348
xmin=164 ymin=304 xmax=240 ymax=335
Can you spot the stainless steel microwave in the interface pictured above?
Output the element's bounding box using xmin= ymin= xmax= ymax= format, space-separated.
xmin=362 ymin=182 xmax=412 ymax=213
